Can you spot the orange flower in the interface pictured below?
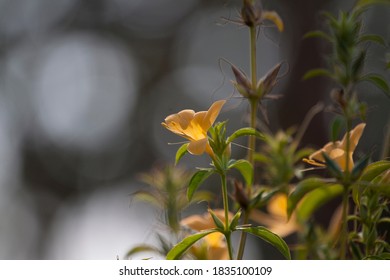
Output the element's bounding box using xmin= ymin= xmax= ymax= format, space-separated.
xmin=162 ymin=100 xmax=226 ymax=156
xmin=303 ymin=123 xmax=366 ymax=171
xmin=181 ymin=210 xmax=233 ymax=260
xmin=250 ymin=193 xmax=300 ymax=237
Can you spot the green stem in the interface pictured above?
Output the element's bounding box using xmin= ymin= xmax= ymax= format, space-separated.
xmin=250 ymin=26 xmax=257 ymax=87
xmin=237 ymin=25 xmax=259 ymax=260
xmin=340 ymin=187 xmax=349 ymax=259
xmin=221 ymin=173 xmax=233 ymax=260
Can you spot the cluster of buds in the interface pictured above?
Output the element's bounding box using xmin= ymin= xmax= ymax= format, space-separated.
xmin=231 ymin=63 xmax=282 ymax=100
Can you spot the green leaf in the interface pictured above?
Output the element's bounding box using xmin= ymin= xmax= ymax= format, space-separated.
xmin=126 ymin=245 xmax=161 ymax=258
xmin=356 ymin=167 xmax=390 ymax=200
xmin=322 ymin=152 xmax=344 ymax=179
xmin=297 ymin=184 xmax=344 ymax=221
xmin=358 ymin=34 xmax=386 ymax=46
xmin=304 ymin=31 xmax=333 ymax=42
xmin=131 ymin=191 xmax=161 ymax=208
xmin=227 ymin=127 xmax=264 ymax=143
xmin=287 ymin=178 xmax=329 ymax=219
xmin=352 ymin=50 xmax=366 ymax=79
xmin=208 ymin=209 xmax=225 ymax=230
xmin=303 ymin=68 xmax=334 ymax=80
xmin=360 ymin=74 xmax=390 ymax=98
xmin=228 ymin=159 xmax=253 ymax=186
xmin=175 ymin=143 xmax=189 ymax=165
xmin=355 ymin=0 xmax=390 ymax=10
xmin=351 ymin=154 xmax=370 ymax=180
xmin=364 ymin=253 xmax=390 ymax=260
xmin=229 ymin=209 xmax=242 ymax=230
xmin=187 ymin=169 xmax=214 ymax=201
xmin=360 ymin=160 xmax=390 ymax=182
xmin=166 ymin=229 xmax=218 ymax=260
xmin=236 ymin=226 xmax=291 ymax=259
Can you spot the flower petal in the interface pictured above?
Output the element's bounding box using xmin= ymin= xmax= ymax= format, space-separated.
xmin=262 ymin=11 xmax=284 ymax=32
xmin=175 ymin=109 xmax=196 ymax=129
xmin=199 ymin=100 xmax=226 ymax=131
xmin=187 ymin=138 xmax=208 ymax=155
xmin=267 ymin=193 xmax=288 ymax=219
xmin=340 ymin=123 xmax=366 ymax=152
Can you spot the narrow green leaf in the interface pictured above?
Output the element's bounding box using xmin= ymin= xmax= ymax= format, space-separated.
xmin=208 ymin=209 xmax=225 ymax=230
xmin=229 ymin=209 xmax=242 ymax=230
xmin=351 ymin=154 xmax=370 ymax=180
xmin=304 ymin=31 xmax=333 ymax=42
xmin=287 ymin=177 xmax=328 ymax=218
xmin=131 ymin=191 xmax=161 ymax=208
xmin=228 ymin=159 xmax=253 ymax=186
xmin=358 ymin=34 xmax=386 ymax=46
xmin=360 ymin=160 xmax=390 ymax=182
xmin=378 ymin=217 xmax=390 ymax=224
xmin=303 ymin=68 xmax=334 ymax=80
xmin=354 ymin=162 xmax=390 ymax=201
xmin=126 ymin=245 xmax=160 ymax=258
xmin=322 ymin=152 xmax=344 ymax=179
xmin=253 ymin=153 xmax=268 ymax=163
xmin=166 ymin=230 xmax=218 ymax=260
xmin=175 ymin=143 xmax=189 ymax=165
xmin=364 ymin=252 xmax=390 ymax=260
xmin=227 ymin=127 xmax=264 ymax=143
xmin=187 ymin=169 xmax=214 ymax=201
xmin=297 ymin=184 xmax=344 ymax=221
xmin=237 ymin=226 xmax=291 ymax=259
xmin=360 ymin=74 xmax=390 ymax=98
xmin=356 ymin=0 xmax=390 ymax=10
xmin=352 ymin=50 xmax=366 ymax=79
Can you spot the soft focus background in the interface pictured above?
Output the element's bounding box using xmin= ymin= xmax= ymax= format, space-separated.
xmin=0 ymin=0 xmax=388 ymax=259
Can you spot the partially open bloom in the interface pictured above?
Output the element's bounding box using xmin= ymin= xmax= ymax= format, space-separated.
xmin=303 ymin=123 xmax=366 ymax=171
xmin=180 ymin=210 xmax=233 ymax=260
xmin=250 ymin=193 xmax=300 ymax=237
xmin=162 ymin=100 xmax=226 ymax=156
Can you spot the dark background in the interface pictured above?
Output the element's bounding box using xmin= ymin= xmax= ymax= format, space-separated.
xmin=0 ymin=0 xmax=388 ymax=259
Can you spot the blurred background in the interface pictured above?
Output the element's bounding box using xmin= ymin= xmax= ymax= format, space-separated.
xmin=0 ymin=0 xmax=388 ymax=259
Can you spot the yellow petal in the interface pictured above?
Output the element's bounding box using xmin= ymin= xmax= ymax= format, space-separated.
xmin=181 ymin=215 xmax=211 ymax=231
xmin=262 ymin=11 xmax=284 ymax=32
xmin=267 ymin=193 xmax=288 ymax=219
xmin=199 ymin=100 xmax=226 ymax=131
xmin=162 ymin=110 xmax=195 ymax=137
xmin=175 ymin=109 xmax=195 ymax=129
xmin=340 ymin=123 xmax=366 ymax=152
xmin=187 ymin=138 xmax=208 ymax=155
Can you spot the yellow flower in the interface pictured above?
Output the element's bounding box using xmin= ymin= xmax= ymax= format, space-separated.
xmin=180 ymin=210 xmax=233 ymax=260
xmin=303 ymin=123 xmax=366 ymax=171
xmin=250 ymin=193 xmax=300 ymax=237
xmin=162 ymin=100 xmax=226 ymax=156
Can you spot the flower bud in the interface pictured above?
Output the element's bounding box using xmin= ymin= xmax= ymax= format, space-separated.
xmin=330 ymin=88 xmax=346 ymax=109
xmin=231 ymin=64 xmax=252 ymax=98
xmin=241 ymin=0 xmax=262 ymax=27
xmin=257 ymin=63 xmax=282 ymax=97
xmin=234 ymin=180 xmax=250 ymax=210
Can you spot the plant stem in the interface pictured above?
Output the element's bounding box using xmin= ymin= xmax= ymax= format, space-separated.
xmin=250 ymin=26 xmax=257 ymax=87
xmin=221 ymin=173 xmax=234 ymax=259
xmin=237 ymin=25 xmax=259 ymax=260
xmin=340 ymin=187 xmax=349 ymax=259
